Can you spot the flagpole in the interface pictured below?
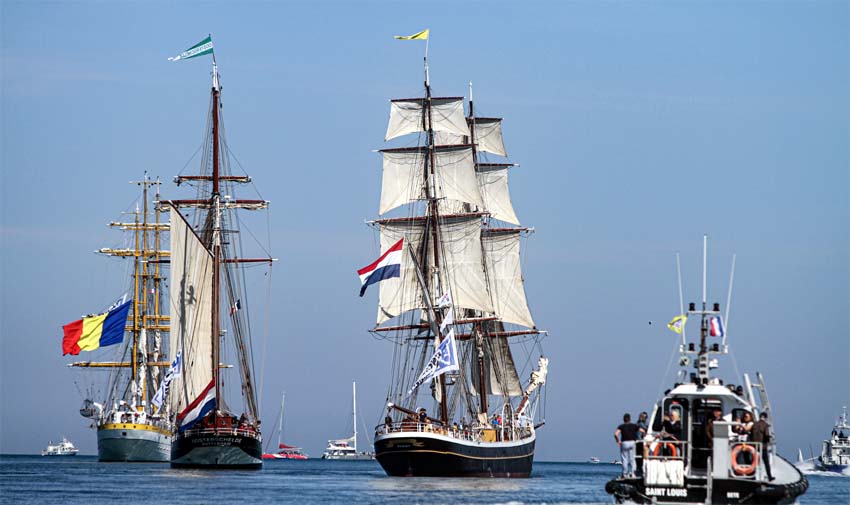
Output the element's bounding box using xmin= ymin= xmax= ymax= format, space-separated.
xmin=676 ymin=252 xmax=686 ymax=347
xmin=723 ymin=253 xmax=736 ymax=349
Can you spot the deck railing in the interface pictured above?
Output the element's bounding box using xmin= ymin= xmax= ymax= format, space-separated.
xmin=374 ymin=421 xmax=533 ymax=443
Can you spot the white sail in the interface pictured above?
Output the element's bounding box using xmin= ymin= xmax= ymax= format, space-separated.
xmin=473 ymin=118 xmax=507 ymax=157
xmin=379 ymin=146 xmax=483 ymax=215
xmin=477 ymin=164 xmax=519 ymax=225
xmin=482 ymin=230 xmax=535 ymax=328
xmin=168 ymin=207 xmax=214 ymax=413
xmin=385 ymin=98 xmax=470 ymax=141
xmin=377 ymin=215 xmax=493 ymax=324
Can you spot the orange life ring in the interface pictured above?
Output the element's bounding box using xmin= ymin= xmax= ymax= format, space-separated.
xmin=730 ymin=444 xmax=758 ymax=476
xmin=652 ymin=441 xmax=679 ymax=458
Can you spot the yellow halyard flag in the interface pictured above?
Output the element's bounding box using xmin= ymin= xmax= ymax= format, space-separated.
xmin=667 ymin=314 xmax=688 ymax=334
xmin=395 ymin=29 xmax=429 ymax=40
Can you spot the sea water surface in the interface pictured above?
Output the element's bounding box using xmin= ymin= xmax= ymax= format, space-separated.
xmin=0 ymin=455 xmax=847 ymax=504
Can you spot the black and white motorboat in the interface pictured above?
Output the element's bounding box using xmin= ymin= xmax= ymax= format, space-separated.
xmin=606 ymin=237 xmax=808 ymax=504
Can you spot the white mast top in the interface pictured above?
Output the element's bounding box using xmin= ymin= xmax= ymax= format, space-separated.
xmin=212 ymin=61 xmax=220 ymax=91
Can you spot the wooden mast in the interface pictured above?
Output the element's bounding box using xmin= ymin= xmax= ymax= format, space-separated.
xmin=131 ymin=200 xmax=140 ymax=391
xmin=467 ymin=83 xmax=489 ymax=417
xmin=210 ymin=60 xmax=222 ymax=409
xmin=423 ymin=59 xmax=449 ymax=425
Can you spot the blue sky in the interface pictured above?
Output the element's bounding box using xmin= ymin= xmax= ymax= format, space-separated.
xmin=1 ymin=0 xmax=847 ymax=462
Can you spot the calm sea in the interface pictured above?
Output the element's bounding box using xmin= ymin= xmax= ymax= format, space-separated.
xmin=0 ymin=455 xmax=846 ymax=504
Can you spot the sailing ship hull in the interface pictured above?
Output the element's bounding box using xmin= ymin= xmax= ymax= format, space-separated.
xmin=171 ymin=430 xmax=262 ymax=469
xmin=605 ymin=456 xmax=808 ymax=505
xmin=374 ymin=431 xmax=535 ymax=477
xmin=97 ymin=423 xmax=171 ymax=462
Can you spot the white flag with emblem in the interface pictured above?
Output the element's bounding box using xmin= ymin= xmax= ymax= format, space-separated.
xmin=407 ymin=329 xmax=460 ymax=396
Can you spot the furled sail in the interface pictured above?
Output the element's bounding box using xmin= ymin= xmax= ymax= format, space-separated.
xmin=482 ymin=230 xmax=535 ymax=328
xmin=379 ymin=146 xmax=483 ymax=215
xmin=168 ymin=207 xmax=214 ymax=413
xmin=472 ymin=118 xmax=507 ymax=157
xmin=485 ymin=323 xmax=523 ymax=397
xmin=377 ymin=215 xmax=493 ymax=324
xmin=477 ymin=164 xmax=519 ymax=225
xmin=385 ymin=98 xmax=470 ymax=141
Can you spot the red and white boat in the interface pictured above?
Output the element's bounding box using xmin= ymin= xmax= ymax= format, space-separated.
xmin=263 ymin=443 xmax=308 ymax=460
xmin=262 ymin=393 xmax=309 ymax=460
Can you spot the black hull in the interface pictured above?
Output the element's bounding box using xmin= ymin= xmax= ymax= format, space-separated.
xmin=171 ymin=430 xmax=262 ymax=469
xmin=606 ymin=474 xmax=809 ymax=504
xmin=374 ymin=433 xmax=534 ymax=477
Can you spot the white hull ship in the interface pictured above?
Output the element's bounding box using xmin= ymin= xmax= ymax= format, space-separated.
xmin=66 ymin=176 xmax=173 ymax=462
xmin=817 ymin=407 xmax=850 ymax=472
xmin=164 ymin=37 xmax=272 ymax=470
xmin=41 ymin=437 xmax=79 ymax=456
xmin=322 ymin=383 xmax=374 ymax=460
xmin=360 ymin=34 xmax=549 ymax=478
xmin=606 ymin=238 xmax=808 ymax=504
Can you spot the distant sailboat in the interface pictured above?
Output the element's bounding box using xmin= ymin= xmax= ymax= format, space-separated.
xmin=263 ymin=393 xmax=308 ymax=460
xmin=322 ymin=382 xmax=374 ymax=460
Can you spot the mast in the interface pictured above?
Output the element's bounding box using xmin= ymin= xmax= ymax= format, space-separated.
xmin=211 ymin=60 xmax=222 ymax=406
xmin=422 ymin=54 xmax=449 ymax=425
xmin=278 ymin=393 xmax=285 ymax=448
xmin=467 ymin=81 xmax=489 ymax=418
xmin=352 ymin=382 xmax=357 ymax=452
xmin=132 ymin=202 xmax=140 ymax=392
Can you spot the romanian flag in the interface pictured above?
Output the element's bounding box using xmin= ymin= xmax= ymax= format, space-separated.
xmin=62 ymin=300 xmax=132 ymax=355
xmin=394 ymin=29 xmax=429 ymax=41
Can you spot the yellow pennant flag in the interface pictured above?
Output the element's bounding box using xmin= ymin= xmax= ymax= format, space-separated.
xmin=667 ymin=314 xmax=688 ymax=334
xmin=395 ymin=29 xmax=429 ymax=40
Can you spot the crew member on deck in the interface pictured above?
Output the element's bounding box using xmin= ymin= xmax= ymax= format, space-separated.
xmin=614 ymin=413 xmax=642 ymax=478
xmin=751 ymin=412 xmax=775 ymax=481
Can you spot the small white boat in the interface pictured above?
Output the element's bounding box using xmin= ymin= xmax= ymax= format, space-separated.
xmin=589 ymin=457 xmax=601 ymax=464
xmin=41 ymin=437 xmax=79 ymax=456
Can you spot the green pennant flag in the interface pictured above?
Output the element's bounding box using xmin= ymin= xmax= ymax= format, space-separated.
xmin=168 ymin=36 xmax=214 ymax=62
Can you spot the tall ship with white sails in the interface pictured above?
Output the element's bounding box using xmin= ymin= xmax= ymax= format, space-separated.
xmin=63 ymin=175 xmax=172 ymax=462
xmin=359 ymin=34 xmax=549 ymax=477
xmin=163 ymin=37 xmax=272 ymax=469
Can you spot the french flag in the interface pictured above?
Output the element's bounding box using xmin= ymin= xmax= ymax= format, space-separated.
xmin=177 ymin=378 xmax=216 ymax=432
xmin=358 ymin=238 xmax=404 ymax=297
xmin=709 ymin=316 xmax=725 ymax=337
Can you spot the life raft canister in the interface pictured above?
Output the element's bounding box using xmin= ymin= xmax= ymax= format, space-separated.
xmin=730 ymin=444 xmax=759 ymax=476
xmin=651 ymin=441 xmax=679 ymax=458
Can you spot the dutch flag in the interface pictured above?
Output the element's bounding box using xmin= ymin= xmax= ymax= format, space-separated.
xmin=357 ymin=238 xmax=404 ymax=297
xmin=709 ymin=316 xmax=725 ymax=338
xmin=177 ymin=378 xmax=216 ymax=432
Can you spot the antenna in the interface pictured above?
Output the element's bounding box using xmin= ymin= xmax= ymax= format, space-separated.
xmin=723 ymin=254 xmax=736 ymax=348
xmin=676 ymin=252 xmax=686 ymax=347
xmin=702 ymin=234 xmax=708 ymax=308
